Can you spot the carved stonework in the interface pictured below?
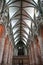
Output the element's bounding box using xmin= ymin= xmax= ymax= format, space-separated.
xmin=0 ymin=0 xmax=4 ymax=13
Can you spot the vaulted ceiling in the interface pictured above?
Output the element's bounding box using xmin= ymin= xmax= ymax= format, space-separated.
xmin=9 ymin=0 xmax=35 ymax=45
xmin=0 ymin=0 xmax=43 ymax=45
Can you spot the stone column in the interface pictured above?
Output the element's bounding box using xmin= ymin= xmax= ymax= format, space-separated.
xmin=31 ymin=42 xmax=36 ymax=65
xmin=29 ymin=45 xmax=33 ymax=65
xmin=8 ymin=42 xmax=13 ymax=65
xmin=0 ymin=24 xmax=5 ymax=65
xmin=2 ymin=35 xmax=10 ymax=65
xmin=38 ymin=25 xmax=43 ymax=63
